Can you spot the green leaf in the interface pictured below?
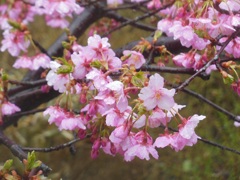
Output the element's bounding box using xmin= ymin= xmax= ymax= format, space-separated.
xmin=27 ymin=151 xmax=36 ymax=170
xmin=223 ymin=74 xmax=234 ymax=85
xmin=2 ymin=160 xmax=13 ymax=171
xmin=131 ymin=71 xmax=146 ymax=87
xmin=153 ymin=30 xmax=162 ymax=42
xmin=32 ymin=160 xmax=42 ymax=169
xmin=57 ymin=65 xmax=73 ymax=74
xmin=90 ymin=60 xmax=102 ymax=69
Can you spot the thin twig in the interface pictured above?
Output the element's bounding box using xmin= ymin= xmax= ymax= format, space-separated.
xmin=22 ymin=134 xmax=91 ymax=153
xmin=102 ymin=1 xmax=175 ymax=37
xmin=176 ymin=28 xmax=240 ymax=91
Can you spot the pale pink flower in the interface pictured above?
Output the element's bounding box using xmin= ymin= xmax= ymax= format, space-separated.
xmin=169 ymin=21 xmax=210 ymax=50
xmin=123 ymin=50 xmax=146 ymax=69
xmin=103 ymin=107 xmax=132 ymax=127
xmin=71 ymin=49 xmax=94 ymax=80
xmin=43 ymin=106 xmax=66 ymax=127
xmin=88 ymin=34 xmax=110 ymax=55
xmin=46 ymin=61 xmax=73 ymax=93
xmin=106 ymin=81 xmax=128 ymax=112
xmin=86 ymin=68 xmax=113 ymax=91
xmin=109 ymin=121 xmax=132 ymax=144
xmin=44 ymin=106 xmax=86 ymax=131
xmin=171 ymin=132 xmax=200 ymax=151
xmin=157 ymin=19 xmax=174 ymax=36
xmin=1 ymin=102 xmax=20 ymax=116
xmin=81 ymin=99 xmax=111 ymax=116
xmin=147 ymin=0 xmax=162 ymax=9
xmin=138 ymin=73 xmax=175 ymax=110
xmin=45 ymin=13 xmax=69 ymax=28
xmin=59 ymin=115 xmax=86 ymax=131
xmin=231 ymin=80 xmax=240 ymax=96
xmin=154 ymin=133 xmax=173 ymax=148
xmin=178 ymin=115 xmax=205 ymax=139
xmin=223 ymin=37 xmax=240 ymax=58
xmin=13 ymin=56 xmax=32 ymax=69
xmin=124 ymin=131 xmax=158 ymax=161
xmin=32 ymin=53 xmax=51 ymax=70
xmin=219 ymin=0 xmax=240 ymax=12
xmin=1 ymin=30 xmax=30 ymax=57
xmin=148 ymin=108 xmax=169 ymax=127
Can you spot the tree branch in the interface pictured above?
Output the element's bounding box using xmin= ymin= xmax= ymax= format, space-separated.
xmin=0 ymin=130 xmax=52 ymax=175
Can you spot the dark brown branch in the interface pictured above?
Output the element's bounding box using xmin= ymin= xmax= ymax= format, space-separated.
xmin=181 ymin=88 xmax=240 ymax=123
xmin=102 ymin=1 xmax=175 ymax=37
xmin=176 ymin=28 xmax=240 ymax=91
xmin=115 ymin=36 xmax=190 ymax=57
xmin=0 ymin=130 xmax=52 ymax=175
xmin=22 ymin=134 xmax=91 ymax=153
xmin=140 ymin=65 xmax=210 ymax=80
xmin=162 ymin=126 xmax=240 ymax=156
xmin=105 ymin=11 xmax=156 ymax=31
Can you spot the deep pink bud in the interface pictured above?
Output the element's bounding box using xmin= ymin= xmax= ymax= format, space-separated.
xmin=77 ymin=129 xmax=86 ymax=139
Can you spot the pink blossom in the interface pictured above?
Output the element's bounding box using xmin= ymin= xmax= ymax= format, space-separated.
xmin=106 ymin=81 xmax=128 ymax=112
xmin=109 ymin=121 xmax=132 ymax=144
xmin=86 ymin=68 xmax=113 ymax=91
xmin=124 ymin=131 xmax=158 ymax=161
xmin=88 ymin=34 xmax=110 ymax=55
xmin=223 ymin=37 xmax=240 ymax=58
xmin=138 ymin=73 xmax=175 ymax=110
xmin=154 ymin=133 xmax=173 ymax=148
xmin=234 ymin=122 xmax=240 ymax=127
xmin=168 ymin=21 xmax=210 ymax=50
xmin=32 ymin=53 xmax=51 ymax=70
xmin=148 ymin=108 xmax=169 ymax=127
xmin=71 ymin=49 xmax=94 ymax=80
xmin=1 ymin=30 xmax=30 ymax=56
xmin=1 ymin=102 xmax=20 ymax=116
xmin=178 ymin=115 xmax=205 ymax=139
xmin=171 ymin=132 xmax=200 ymax=151
xmin=147 ymin=0 xmax=162 ymax=9
xmin=46 ymin=61 xmax=73 ymax=93
xmin=44 ymin=106 xmax=86 ymax=131
xmin=13 ymin=56 xmax=32 ymax=69
xmin=231 ymin=80 xmax=240 ymax=96
xmin=81 ymin=99 xmax=111 ymax=117
xmin=219 ymin=0 xmax=240 ymax=12
xmin=13 ymin=53 xmax=50 ymax=70
xmin=59 ymin=115 xmax=86 ymax=131
xmin=45 ymin=13 xmax=69 ymax=28
xmin=103 ymin=107 xmax=132 ymax=127
xmin=123 ymin=50 xmax=146 ymax=69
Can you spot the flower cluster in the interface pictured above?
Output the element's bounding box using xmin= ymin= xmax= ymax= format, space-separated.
xmin=157 ymin=0 xmax=240 ymax=72
xmin=44 ymin=34 xmax=205 ymax=161
xmin=0 ymin=0 xmax=84 ymax=72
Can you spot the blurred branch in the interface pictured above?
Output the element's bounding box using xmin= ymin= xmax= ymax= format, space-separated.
xmin=176 ymin=28 xmax=240 ymax=91
xmin=0 ymin=130 xmax=52 ymax=175
xmin=162 ymin=126 xmax=240 ymax=156
xmin=102 ymin=0 xmax=175 ymax=37
xmin=22 ymin=134 xmax=91 ymax=153
xmin=140 ymin=65 xmax=210 ymax=79
xmin=181 ymin=88 xmax=240 ymax=123
xmin=105 ymin=11 xmax=156 ymax=31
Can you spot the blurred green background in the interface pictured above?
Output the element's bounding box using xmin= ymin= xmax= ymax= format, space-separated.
xmin=0 ymin=13 xmax=240 ymax=180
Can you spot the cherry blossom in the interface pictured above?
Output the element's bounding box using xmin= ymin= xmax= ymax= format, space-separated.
xmin=123 ymin=50 xmax=146 ymax=69
xmin=1 ymin=30 xmax=30 ymax=57
xmin=1 ymin=102 xmax=21 ymax=116
xmin=138 ymin=73 xmax=175 ymax=110
xmin=124 ymin=131 xmax=158 ymax=161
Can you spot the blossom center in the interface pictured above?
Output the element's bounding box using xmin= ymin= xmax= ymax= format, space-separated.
xmin=155 ymin=91 xmax=161 ymax=100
